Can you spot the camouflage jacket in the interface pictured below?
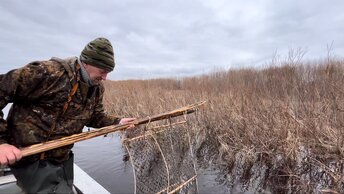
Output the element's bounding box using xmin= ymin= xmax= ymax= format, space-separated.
xmin=0 ymin=57 xmax=121 ymax=163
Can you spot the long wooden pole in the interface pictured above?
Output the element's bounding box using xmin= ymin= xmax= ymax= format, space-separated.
xmin=20 ymin=101 xmax=206 ymax=157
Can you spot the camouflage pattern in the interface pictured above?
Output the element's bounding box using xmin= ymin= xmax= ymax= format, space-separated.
xmin=0 ymin=57 xmax=121 ymax=163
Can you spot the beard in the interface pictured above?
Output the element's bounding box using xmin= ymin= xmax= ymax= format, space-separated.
xmin=90 ymin=77 xmax=103 ymax=86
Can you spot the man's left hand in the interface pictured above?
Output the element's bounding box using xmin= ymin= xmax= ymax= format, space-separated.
xmin=119 ymin=118 xmax=136 ymax=129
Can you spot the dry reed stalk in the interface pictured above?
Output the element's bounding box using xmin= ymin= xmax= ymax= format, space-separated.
xmin=20 ymin=101 xmax=206 ymax=157
xmin=102 ymin=58 xmax=344 ymax=192
xmin=123 ymin=121 xmax=187 ymax=142
xmin=168 ymin=175 xmax=197 ymax=194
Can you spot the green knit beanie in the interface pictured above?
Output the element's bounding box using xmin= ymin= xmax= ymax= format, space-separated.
xmin=80 ymin=37 xmax=115 ymax=72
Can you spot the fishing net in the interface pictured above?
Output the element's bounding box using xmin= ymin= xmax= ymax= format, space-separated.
xmin=123 ymin=115 xmax=198 ymax=194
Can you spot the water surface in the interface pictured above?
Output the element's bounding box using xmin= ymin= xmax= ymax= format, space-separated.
xmin=73 ymin=131 xmax=228 ymax=194
xmin=73 ymin=132 xmax=135 ymax=194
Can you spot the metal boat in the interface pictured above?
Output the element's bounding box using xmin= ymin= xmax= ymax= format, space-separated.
xmin=0 ymin=164 xmax=110 ymax=194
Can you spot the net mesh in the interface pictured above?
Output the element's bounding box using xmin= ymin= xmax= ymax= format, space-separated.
xmin=123 ymin=117 xmax=198 ymax=194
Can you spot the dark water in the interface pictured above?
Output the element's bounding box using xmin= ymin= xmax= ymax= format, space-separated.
xmin=73 ymin=131 xmax=228 ymax=194
xmin=73 ymin=132 xmax=135 ymax=194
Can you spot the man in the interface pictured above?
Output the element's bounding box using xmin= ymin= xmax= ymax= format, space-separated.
xmin=0 ymin=37 xmax=135 ymax=193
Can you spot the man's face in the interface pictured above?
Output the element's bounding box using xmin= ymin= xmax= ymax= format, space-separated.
xmin=83 ymin=63 xmax=109 ymax=85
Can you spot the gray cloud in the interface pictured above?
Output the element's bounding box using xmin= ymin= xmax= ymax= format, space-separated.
xmin=0 ymin=0 xmax=343 ymax=80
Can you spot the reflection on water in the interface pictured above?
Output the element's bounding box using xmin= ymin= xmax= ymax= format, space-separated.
xmin=73 ymin=132 xmax=135 ymax=194
xmin=198 ymin=167 xmax=231 ymax=194
xmin=73 ymin=131 xmax=227 ymax=194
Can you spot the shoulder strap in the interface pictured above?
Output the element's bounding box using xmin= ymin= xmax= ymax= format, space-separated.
xmin=50 ymin=57 xmax=81 ymax=115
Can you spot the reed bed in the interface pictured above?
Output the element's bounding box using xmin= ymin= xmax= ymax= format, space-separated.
xmin=103 ymin=57 xmax=344 ymax=192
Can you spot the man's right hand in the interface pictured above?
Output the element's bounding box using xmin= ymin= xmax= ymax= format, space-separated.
xmin=0 ymin=143 xmax=22 ymax=166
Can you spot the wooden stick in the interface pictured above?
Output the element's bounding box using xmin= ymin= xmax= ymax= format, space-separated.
xmin=20 ymin=101 xmax=206 ymax=157
xmin=168 ymin=175 xmax=197 ymax=194
xmin=123 ymin=121 xmax=187 ymax=142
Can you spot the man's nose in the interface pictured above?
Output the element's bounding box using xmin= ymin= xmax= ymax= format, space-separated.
xmin=102 ymin=73 xmax=108 ymax=80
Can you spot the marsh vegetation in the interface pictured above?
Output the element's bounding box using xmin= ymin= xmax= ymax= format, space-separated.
xmin=103 ymin=56 xmax=344 ymax=193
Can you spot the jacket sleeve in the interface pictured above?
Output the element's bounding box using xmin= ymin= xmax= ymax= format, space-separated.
xmin=87 ymin=85 xmax=121 ymax=128
xmin=0 ymin=111 xmax=8 ymax=144
xmin=0 ymin=68 xmax=24 ymax=144
xmin=0 ymin=62 xmax=55 ymax=144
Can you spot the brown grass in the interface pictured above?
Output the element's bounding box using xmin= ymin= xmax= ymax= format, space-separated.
xmin=103 ymin=57 xmax=344 ymax=192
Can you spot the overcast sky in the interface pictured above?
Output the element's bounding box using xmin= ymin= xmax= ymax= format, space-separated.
xmin=0 ymin=0 xmax=343 ymax=80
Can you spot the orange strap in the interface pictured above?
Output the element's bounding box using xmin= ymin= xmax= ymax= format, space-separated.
xmin=61 ymin=62 xmax=81 ymax=116
xmin=40 ymin=152 xmax=45 ymax=160
xmin=62 ymin=82 xmax=79 ymax=115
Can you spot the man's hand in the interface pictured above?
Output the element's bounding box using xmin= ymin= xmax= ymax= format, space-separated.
xmin=119 ymin=118 xmax=136 ymax=129
xmin=0 ymin=143 xmax=22 ymax=166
